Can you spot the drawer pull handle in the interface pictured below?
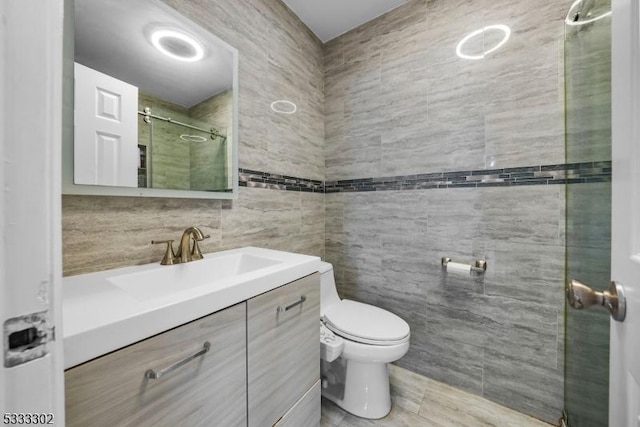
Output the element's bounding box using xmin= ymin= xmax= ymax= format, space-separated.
xmin=277 ymin=296 xmax=306 ymax=313
xmin=144 ymin=341 xmax=211 ymax=380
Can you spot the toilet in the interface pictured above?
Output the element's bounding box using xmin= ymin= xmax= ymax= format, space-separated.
xmin=319 ymin=261 xmax=410 ymax=419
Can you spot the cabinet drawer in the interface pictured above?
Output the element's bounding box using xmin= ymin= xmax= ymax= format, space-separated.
xmin=65 ymin=303 xmax=247 ymax=427
xmin=247 ymin=273 xmax=320 ymax=427
xmin=275 ymin=380 xmax=321 ymax=427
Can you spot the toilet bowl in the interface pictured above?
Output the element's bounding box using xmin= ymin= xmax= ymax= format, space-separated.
xmin=319 ymin=262 xmax=410 ymax=419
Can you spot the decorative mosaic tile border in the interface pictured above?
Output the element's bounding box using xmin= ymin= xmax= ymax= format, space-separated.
xmin=239 ymin=161 xmax=611 ymax=193
xmin=239 ymin=168 xmax=324 ymax=192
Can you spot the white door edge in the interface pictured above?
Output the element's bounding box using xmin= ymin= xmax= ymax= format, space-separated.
xmin=0 ymin=0 xmax=65 ymax=421
xmin=611 ymin=0 xmax=640 ymax=425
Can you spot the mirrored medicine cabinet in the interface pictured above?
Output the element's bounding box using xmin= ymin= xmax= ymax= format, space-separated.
xmin=63 ymin=0 xmax=239 ymax=199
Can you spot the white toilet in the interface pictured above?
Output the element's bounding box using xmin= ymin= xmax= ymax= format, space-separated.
xmin=319 ymin=261 xmax=410 ymax=419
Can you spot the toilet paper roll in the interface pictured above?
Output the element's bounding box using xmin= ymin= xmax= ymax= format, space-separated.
xmin=446 ymin=261 xmax=471 ymax=274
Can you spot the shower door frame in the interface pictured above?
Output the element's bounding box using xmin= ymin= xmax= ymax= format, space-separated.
xmin=563 ymin=0 xmax=613 ymax=425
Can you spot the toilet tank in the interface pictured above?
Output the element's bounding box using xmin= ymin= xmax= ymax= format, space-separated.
xmin=319 ymin=261 xmax=341 ymax=316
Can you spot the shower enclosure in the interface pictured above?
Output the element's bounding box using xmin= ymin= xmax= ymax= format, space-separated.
xmin=137 ymin=106 xmax=229 ymax=191
xmin=563 ymin=0 xmax=612 ymax=426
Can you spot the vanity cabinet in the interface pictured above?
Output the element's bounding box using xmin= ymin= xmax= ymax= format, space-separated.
xmin=65 ymin=303 xmax=247 ymax=427
xmin=247 ymin=273 xmax=320 ymax=427
xmin=64 ymin=272 xmax=320 ymax=427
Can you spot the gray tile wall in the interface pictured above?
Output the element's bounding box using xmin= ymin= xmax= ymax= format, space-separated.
xmin=63 ymin=188 xmax=324 ymax=276
xmin=325 ymin=0 xmax=566 ymax=179
xmin=324 ymin=0 xmax=568 ymax=422
xmin=62 ymin=0 xmax=325 ymax=275
xmin=325 ymin=186 xmax=565 ymax=423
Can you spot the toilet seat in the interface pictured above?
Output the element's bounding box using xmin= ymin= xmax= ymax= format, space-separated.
xmin=322 ymin=300 xmax=410 ymax=346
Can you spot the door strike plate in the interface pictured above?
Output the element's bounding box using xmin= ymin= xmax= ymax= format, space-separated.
xmin=3 ymin=311 xmax=53 ymax=368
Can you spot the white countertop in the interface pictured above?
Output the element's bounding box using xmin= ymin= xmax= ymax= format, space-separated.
xmin=62 ymin=247 xmax=321 ymax=369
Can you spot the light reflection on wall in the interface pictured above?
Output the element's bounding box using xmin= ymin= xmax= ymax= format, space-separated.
xmin=270 ymin=100 xmax=297 ymax=114
xmin=455 ymin=24 xmax=511 ymax=60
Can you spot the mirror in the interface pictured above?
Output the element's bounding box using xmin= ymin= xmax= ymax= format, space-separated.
xmin=63 ymin=0 xmax=238 ymax=199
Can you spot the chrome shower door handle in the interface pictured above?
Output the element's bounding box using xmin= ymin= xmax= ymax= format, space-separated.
xmin=566 ymin=279 xmax=626 ymax=322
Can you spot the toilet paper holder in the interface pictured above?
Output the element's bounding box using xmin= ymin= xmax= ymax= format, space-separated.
xmin=441 ymin=257 xmax=487 ymax=274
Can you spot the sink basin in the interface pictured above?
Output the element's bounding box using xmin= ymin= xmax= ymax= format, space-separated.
xmin=109 ymin=252 xmax=281 ymax=301
xmin=63 ymin=246 xmax=321 ymax=369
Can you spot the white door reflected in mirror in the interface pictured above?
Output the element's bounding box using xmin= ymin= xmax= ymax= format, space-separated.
xmin=74 ymin=63 xmax=139 ymax=187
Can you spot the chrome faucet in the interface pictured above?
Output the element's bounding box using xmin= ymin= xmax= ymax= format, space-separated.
xmin=152 ymin=226 xmax=210 ymax=265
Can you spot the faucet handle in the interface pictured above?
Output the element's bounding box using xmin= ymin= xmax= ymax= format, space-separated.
xmin=152 ymin=240 xmax=177 ymax=265
xmin=191 ymin=234 xmax=210 ymax=260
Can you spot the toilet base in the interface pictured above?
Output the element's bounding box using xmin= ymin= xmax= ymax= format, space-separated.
xmin=321 ymin=358 xmax=391 ymax=419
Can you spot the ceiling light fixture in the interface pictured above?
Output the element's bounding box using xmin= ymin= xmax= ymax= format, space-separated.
xmin=456 ymin=24 xmax=511 ymax=60
xmin=150 ymin=29 xmax=204 ymax=62
xmin=270 ymin=100 xmax=297 ymax=114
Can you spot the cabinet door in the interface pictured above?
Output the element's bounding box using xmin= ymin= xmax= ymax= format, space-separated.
xmin=247 ymin=273 xmax=320 ymax=427
xmin=65 ymin=303 xmax=246 ymax=427
xmin=275 ymin=380 xmax=321 ymax=427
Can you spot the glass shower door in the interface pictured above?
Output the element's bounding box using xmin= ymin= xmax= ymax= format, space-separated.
xmin=563 ymin=0 xmax=612 ymax=426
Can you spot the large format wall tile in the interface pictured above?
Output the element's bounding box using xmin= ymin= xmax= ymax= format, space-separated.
xmin=325 ymin=214 xmax=565 ymax=417
xmin=425 ymin=188 xmax=483 ymax=253
xmin=566 ymin=182 xmax=611 ymax=249
xmin=325 ymin=185 xmax=565 ymax=423
xmin=325 ymin=0 xmax=566 ymax=179
xmin=64 ymin=188 xmax=324 ymax=275
xmin=483 ymin=349 xmax=564 ymax=421
xmin=484 ymin=102 xmax=564 ymax=168
xmin=220 ymin=187 xmax=301 ymax=248
xmin=564 ymin=308 xmax=610 ymax=427
xmin=484 ymin=242 xmax=565 ymax=307
xmin=62 ymin=195 xmax=222 ymax=276
xmin=478 ymin=186 xmax=564 ymax=246
xmin=565 ymin=12 xmax=611 ymax=165
xmin=402 ymin=329 xmax=484 ymax=395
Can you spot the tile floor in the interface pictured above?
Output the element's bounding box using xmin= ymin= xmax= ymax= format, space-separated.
xmin=321 ymin=365 xmax=555 ymax=427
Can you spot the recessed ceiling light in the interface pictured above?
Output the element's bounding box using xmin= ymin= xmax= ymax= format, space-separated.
xmin=456 ymin=25 xmax=511 ymax=60
xmin=270 ymin=100 xmax=297 ymax=114
xmin=150 ymin=29 xmax=204 ymax=62
xmin=565 ymin=0 xmax=611 ymax=26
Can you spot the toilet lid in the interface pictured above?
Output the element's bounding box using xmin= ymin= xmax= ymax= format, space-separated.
xmin=322 ymin=300 xmax=410 ymax=345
